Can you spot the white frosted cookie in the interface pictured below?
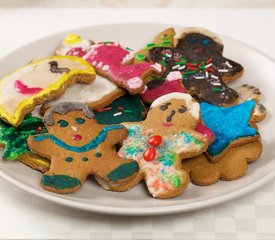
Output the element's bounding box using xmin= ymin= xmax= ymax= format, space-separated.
xmin=41 ymin=75 xmax=124 ymax=113
xmin=0 ymin=56 xmax=95 ymax=126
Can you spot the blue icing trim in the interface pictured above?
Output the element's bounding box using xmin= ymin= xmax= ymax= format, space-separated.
xmin=42 ymin=174 xmax=81 ymax=190
xmin=34 ymin=125 xmax=122 ymax=153
xmin=200 ymin=100 xmax=258 ymax=157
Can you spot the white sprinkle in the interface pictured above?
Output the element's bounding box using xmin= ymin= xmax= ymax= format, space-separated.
xmin=205 ymin=72 xmax=209 ymax=78
xmin=194 ymin=76 xmax=205 ymax=79
xmin=211 ymin=74 xmax=219 ymax=79
xmin=97 ymin=62 xmax=103 ymax=68
xmin=225 ymin=61 xmax=233 ymax=68
xmin=212 ymin=82 xmax=221 ymax=86
xmin=172 ymin=65 xmax=180 ymax=70
xmin=205 ymin=63 xmax=213 ymax=68
xmin=102 ymin=65 xmax=110 ymax=71
xmin=218 ymin=69 xmax=229 ymax=73
xmin=71 ymin=126 xmax=78 ymax=132
xmin=92 ymin=61 xmax=97 ymax=66
xmin=113 ymin=112 xmax=122 ymax=117
xmin=178 ymin=65 xmax=186 ymax=70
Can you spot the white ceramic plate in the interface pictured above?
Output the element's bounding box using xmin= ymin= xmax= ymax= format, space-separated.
xmin=0 ymin=23 xmax=274 ymax=216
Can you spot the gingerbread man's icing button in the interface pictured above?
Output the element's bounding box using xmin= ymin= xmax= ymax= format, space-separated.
xmin=143 ymin=148 xmax=156 ymax=161
xmin=148 ymin=135 xmax=162 ymax=147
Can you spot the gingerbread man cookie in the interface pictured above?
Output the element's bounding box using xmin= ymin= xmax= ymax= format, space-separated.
xmin=140 ymin=27 xmax=243 ymax=106
xmin=117 ymin=93 xmax=211 ymax=198
xmin=0 ymin=56 xmax=96 ymax=126
xmin=27 ymin=103 xmax=140 ymax=194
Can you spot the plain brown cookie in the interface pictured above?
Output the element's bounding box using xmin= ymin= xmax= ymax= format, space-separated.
xmin=182 ymin=140 xmax=263 ymax=186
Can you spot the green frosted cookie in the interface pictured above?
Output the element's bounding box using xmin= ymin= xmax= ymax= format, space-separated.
xmin=94 ymin=94 xmax=147 ymax=124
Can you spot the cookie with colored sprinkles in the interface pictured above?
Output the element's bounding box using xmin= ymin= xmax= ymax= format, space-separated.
xmin=116 ymin=93 xmax=211 ymax=199
xmin=140 ymin=27 xmax=243 ymax=106
xmin=94 ymin=94 xmax=146 ymax=124
xmin=27 ymin=102 xmax=141 ymax=194
xmin=56 ymin=34 xmax=162 ymax=94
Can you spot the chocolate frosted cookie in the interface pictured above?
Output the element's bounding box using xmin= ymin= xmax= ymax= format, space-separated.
xmin=140 ymin=27 xmax=243 ymax=106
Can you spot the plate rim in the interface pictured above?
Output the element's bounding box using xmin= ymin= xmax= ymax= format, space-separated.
xmin=0 ymin=22 xmax=274 ymax=216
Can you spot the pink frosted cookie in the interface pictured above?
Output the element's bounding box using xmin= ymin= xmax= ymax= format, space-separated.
xmin=116 ymin=93 xmax=211 ymax=198
xmin=83 ymin=42 xmax=162 ymax=94
xmin=56 ymin=34 xmax=162 ymax=94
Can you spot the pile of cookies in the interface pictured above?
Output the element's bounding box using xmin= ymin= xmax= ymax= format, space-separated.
xmin=0 ymin=27 xmax=267 ymax=199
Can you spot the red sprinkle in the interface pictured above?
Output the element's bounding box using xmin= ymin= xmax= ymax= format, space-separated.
xmin=95 ymin=107 xmax=112 ymax=112
xmin=37 ymin=126 xmax=43 ymax=132
xmin=206 ymin=58 xmax=213 ymax=64
xmin=187 ymin=66 xmax=198 ymax=71
xmin=148 ymin=135 xmax=162 ymax=147
xmin=206 ymin=67 xmax=214 ymax=73
xmin=143 ymin=148 xmax=156 ymax=161
xmin=117 ymin=106 xmax=124 ymax=110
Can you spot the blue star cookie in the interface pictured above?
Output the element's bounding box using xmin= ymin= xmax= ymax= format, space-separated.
xmin=200 ymin=100 xmax=259 ymax=160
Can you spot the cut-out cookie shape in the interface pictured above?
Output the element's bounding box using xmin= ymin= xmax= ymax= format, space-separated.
xmin=41 ymin=74 xmax=125 ymax=114
xmin=56 ymin=34 xmax=162 ymax=94
xmin=117 ymin=93 xmax=211 ymax=198
xmin=0 ymin=114 xmax=50 ymax=172
xmin=201 ymin=100 xmax=260 ymax=162
xmin=27 ymin=102 xmax=140 ymax=194
xmin=235 ymin=84 xmax=267 ymax=122
xmin=0 ymin=56 xmax=96 ymax=126
xmin=141 ymin=27 xmax=243 ymax=106
xmin=182 ymin=140 xmax=263 ymax=186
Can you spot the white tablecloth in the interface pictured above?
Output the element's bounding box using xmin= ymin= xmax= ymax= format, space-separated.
xmin=0 ymin=9 xmax=275 ymax=240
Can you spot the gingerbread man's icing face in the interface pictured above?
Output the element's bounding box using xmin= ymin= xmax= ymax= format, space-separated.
xmin=147 ymin=97 xmax=200 ymax=130
xmin=47 ymin=111 xmax=99 ymax=146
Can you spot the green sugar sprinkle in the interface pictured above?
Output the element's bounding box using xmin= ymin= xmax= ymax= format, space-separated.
xmin=103 ymin=41 xmax=110 ymax=44
xmin=125 ymin=46 xmax=133 ymax=51
xmin=135 ymin=53 xmax=145 ymax=61
xmin=212 ymin=87 xmax=221 ymax=92
xmin=123 ymin=110 xmax=132 ymax=113
xmin=171 ymin=176 xmax=182 ymax=188
xmin=183 ymin=70 xmax=197 ymax=75
xmin=160 ymin=60 xmax=167 ymax=66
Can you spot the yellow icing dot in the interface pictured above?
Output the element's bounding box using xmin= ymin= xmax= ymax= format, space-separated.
xmin=64 ymin=33 xmax=82 ymax=44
